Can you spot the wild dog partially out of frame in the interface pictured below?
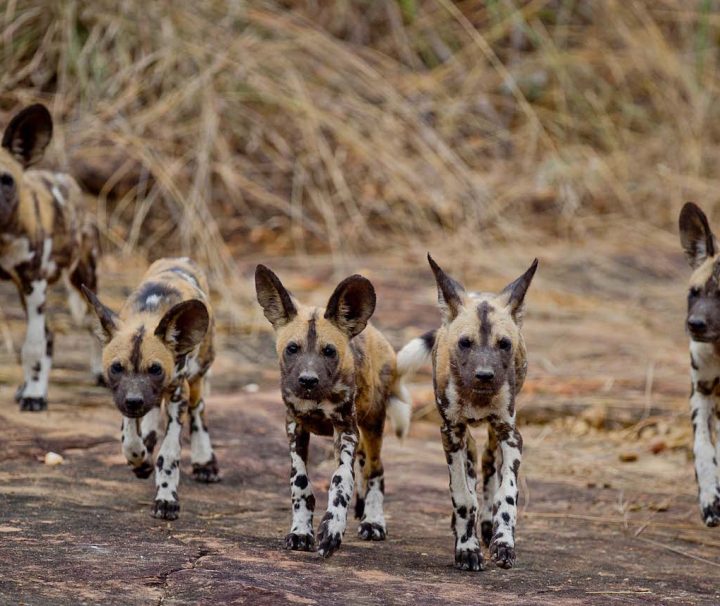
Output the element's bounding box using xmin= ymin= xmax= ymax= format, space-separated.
xmin=255 ymin=266 xmax=412 ymax=558
xmin=398 ymin=255 xmax=538 ymax=570
xmin=82 ymin=258 xmax=219 ymax=520
xmin=679 ymin=202 xmax=720 ymax=527
xmin=0 ymin=104 xmax=101 ymax=411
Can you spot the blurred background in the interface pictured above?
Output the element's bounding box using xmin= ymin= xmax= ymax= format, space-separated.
xmin=3 ymin=1 xmax=716 ymax=303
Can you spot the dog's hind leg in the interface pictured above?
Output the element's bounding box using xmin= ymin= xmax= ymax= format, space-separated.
xmin=188 ymin=376 xmax=220 ymax=483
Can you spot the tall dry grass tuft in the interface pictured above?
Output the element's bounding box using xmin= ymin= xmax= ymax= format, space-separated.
xmin=1 ymin=1 xmax=719 ymax=318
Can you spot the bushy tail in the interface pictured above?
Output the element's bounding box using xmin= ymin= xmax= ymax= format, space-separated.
xmin=396 ymin=330 xmax=435 ymax=378
xmin=388 ymin=330 xmax=436 ymax=439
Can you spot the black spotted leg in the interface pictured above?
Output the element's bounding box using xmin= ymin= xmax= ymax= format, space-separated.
xmin=286 ymin=416 xmax=315 ymax=551
xmin=690 ymin=371 xmax=720 ymax=526
xmin=317 ymin=419 xmax=358 ymax=558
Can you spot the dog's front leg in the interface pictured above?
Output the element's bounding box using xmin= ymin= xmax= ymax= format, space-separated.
xmin=285 ymin=415 xmax=315 ymax=551
xmin=152 ymin=381 xmax=189 ymax=520
xmin=121 ymin=412 xmax=157 ymax=478
xmin=488 ymin=415 xmax=523 ymax=569
xmin=18 ymin=278 xmax=52 ymax=411
xmin=441 ymin=421 xmax=483 ymax=571
xmin=690 ymin=383 xmax=720 ymax=526
xmin=317 ymin=418 xmax=358 ymax=558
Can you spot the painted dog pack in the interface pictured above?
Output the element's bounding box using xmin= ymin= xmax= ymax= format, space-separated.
xmin=398 ymin=254 xmax=537 ymax=571
xmin=0 ymin=104 xmax=101 ymax=411
xmin=255 ymin=265 xmax=413 ymax=557
xmin=82 ymin=257 xmax=219 ymax=520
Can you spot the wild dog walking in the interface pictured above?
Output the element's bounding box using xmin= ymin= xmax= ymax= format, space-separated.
xmin=679 ymin=202 xmax=720 ymax=527
xmin=82 ymin=258 xmax=219 ymax=520
xmin=398 ymin=255 xmax=537 ymax=570
xmin=0 ymin=104 xmax=101 ymax=411
xmin=255 ymin=265 xmax=412 ymax=558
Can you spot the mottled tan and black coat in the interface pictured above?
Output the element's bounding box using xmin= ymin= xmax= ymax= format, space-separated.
xmin=83 ymin=257 xmax=218 ymax=520
xmin=0 ymin=104 xmax=100 ymax=411
xmin=397 ymin=254 xmax=537 ymax=571
xmin=255 ymin=265 xmax=412 ymax=558
xmin=678 ymin=202 xmax=720 ymax=527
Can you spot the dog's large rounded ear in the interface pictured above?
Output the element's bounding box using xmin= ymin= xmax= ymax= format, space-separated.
xmin=325 ymin=275 xmax=376 ymax=338
xmin=427 ymin=253 xmax=465 ymax=323
xmin=255 ymin=264 xmax=297 ymax=329
xmin=155 ymin=300 xmax=209 ymax=355
xmin=680 ymin=202 xmax=716 ymax=269
xmin=2 ymin=104 xmax=53 ymax=168
xmin=499 ymin=258 xmax=538 ymax=323
xmin=81 ymin=285 xmax=119 ymax=344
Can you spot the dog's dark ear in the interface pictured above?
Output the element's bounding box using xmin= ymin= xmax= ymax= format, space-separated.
xmin=155 ymin=300 xmax=209 ymax=355
xmin=255 ymin=265 xmax=297 ymax=328
xmin=2 ymin=104 xmax=53 ymax=168
xmin=81 ymin=285 xmax=119 ymax=344
xmin=499 ymin=259 xmax=538 ymax=324
xmin=680 ymin=203 xmax=716 ymax=269
xmin=325 ymin=275 xmax=376 ymax=338
xmin=427 ymin=254 xmax=465 ymax=323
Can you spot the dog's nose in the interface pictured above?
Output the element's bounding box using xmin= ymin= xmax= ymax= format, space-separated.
xmin=298 ymin=373 xmax=319 ymax=389
xmin=475 ymin=368 xmax=495 ymax=382
xmin=688 ymin=317 xmax=707 ymax=333
xmin=125 ymin=396 xmax=144 ymax=412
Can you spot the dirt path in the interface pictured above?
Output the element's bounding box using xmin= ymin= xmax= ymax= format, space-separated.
xmin=1 ymin=234 xmax=719 ymax=605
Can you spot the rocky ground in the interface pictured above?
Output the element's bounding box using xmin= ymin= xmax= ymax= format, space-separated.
xmin=1 ymin=231 xmax=719 ymax=605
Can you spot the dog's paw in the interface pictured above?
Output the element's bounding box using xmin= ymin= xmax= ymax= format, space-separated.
xmin=284 ymin=532 xmax=315 ymax=551
xmin=358 ymin=521 xmax=386 ymax=541
xmin=192 ymin=456 xmax=220 ymax=483
xmin=701 ymin=498 xmax=720 ymax=527
xmin=152 ymin=499 xmax=180 ymax=521
xmin=490 ymin=539 xmax=516 ymax=569
xmin=454 ymin=548 xmax=484 ymax=572
xmin=20 ymin=397 xmax=47 ymax=412
xmin=132 ymin=461 xmax=154 ymax=479
xmin=317 ymin=519 xmax=342 ymax=558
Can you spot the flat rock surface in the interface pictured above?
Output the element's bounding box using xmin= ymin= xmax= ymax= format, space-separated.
xmin=1 ymin=235 xmax=719 ymax=605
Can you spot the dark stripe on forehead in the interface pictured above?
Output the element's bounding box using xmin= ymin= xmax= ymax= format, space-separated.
xmin=478 ymin=301 xmax=493 ymax=346
xmin=130 ymin=326 xmax=146 ymax=372
xmin=306 ymin=311 xmax=318 ymax=349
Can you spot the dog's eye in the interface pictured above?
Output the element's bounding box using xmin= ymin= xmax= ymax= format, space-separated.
xmin=689 ymin=287 xmax=701 ymax=298
xmin=458 ymin=337 xmax=473 ymax=349
xmin=498 ymin=337 xmax=512 ymax=351
xmin=322 ymin=344 xmax=337 ymax=358
xmin=110 ymin=362 xmax=124 ymax=375
xmin=0 ymin=173 xmax=14 ymax=189
xmin=148 ymin=363 xmax=164 ymax=376
xmin=285 ymin=342 xmax=299 ymax=355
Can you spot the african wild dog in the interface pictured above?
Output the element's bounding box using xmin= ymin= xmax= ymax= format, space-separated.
xmin=82 ymin=257 xmax=219 ymax=520
xmin=679 ymin=202 xmax=720 ymax=527
xmin=398 ymin=254 xmax=537 ymax=570
xmin=255 ymin=265 xmax=412 ymax=558
xmin=0 ymin=104 xmax=101 ymax=411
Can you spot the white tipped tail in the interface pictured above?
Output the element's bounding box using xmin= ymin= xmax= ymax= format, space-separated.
xmin=390 ymin=331 xmax=435 ymax=439
xmin=396 ymin=331 xmax=435 ymax=377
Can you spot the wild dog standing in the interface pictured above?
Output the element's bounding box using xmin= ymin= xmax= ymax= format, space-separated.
xmin=398 ymin=255 xmax=537 ymax=570
xmin=679 ymin=202 xmax=720 ymax=527
xmin=0 ymin=104 xmax=101 ymax=411
xmin=82 ymin=258 xmax=219 ymax=520
xmin=255 ymin=265 xmax=412 ymax=558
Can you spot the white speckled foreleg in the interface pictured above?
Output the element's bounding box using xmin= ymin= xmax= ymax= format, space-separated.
xmin=356 ymin=428 xmax=386 ymax=541
xmin=285 ymin=417 xmax=315 ymax=551
xmin=317 ymin=421 xmax=357 ymax=558
xmin=442 ymin=422 xmax=482 ymax=571
xmin=480 ymin=426 xmax=500 ymax=547
xmin=19 ymin=279 xmax=51 ymax=411
xmin=690 ymin=386 xmax=720 ymax=526
xmin=152 ymin=384 xmax=188 ymax=520
xmin=189 ymin=395 xmax=220 ymax=483
xmin=488 ymin=415 xmax=522 ymax=569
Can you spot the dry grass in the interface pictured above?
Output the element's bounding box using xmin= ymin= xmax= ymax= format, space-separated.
xmin=1 ymin=0 xmax=719 ymax=314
